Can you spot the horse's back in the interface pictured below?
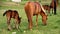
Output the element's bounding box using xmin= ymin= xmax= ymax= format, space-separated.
xmin=24 ymin=2 xmax=35 ymax=16
xmin=34 ymin=2 xmax=41 ymax=15
xmin=24 ymin=2 xmax=35 ymax=12
xmin=6 ymin=10 xmax=12 ymax=18
xmin=24 ymin=2 xmax=41 ymax=15
xmin=13 ymin=10 xmax=19 ymax=18
xmin=5 ymin=10 xmax=19 ymax=18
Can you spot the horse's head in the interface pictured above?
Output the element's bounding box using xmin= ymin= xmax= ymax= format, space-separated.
xmin=42 ymin=14 xmax=47 ymax=25
xmin=40 ymin=9 xmax=48 ymax=25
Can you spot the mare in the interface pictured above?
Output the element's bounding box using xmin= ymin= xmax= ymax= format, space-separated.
xmin=24 ymin=1 xmax=47 ymax=30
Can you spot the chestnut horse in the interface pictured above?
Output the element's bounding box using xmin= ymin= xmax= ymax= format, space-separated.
xmin=43 ymin=5 xmax=51 ymax=14
xmin=3 ymin=10 xmax=21 ymax=30
xmin=24 ymin=1 xmax=47 ymax=30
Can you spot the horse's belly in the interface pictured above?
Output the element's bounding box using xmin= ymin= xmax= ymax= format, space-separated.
xmin=33 ymin=8 xmax=40 ymax=16
xmin=33 ymin=11 xmax=39 ymax=16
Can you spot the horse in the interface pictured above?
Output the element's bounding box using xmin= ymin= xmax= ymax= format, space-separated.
xmin=3 ymin=10 xmax=21 ymax=30
xmin=50 ymin=0 xmax=58 ymax=14
xmin=43 ymin=5 xmax=51 ymax=15
xmin=24 ymin=1 xmax=47 ymax=30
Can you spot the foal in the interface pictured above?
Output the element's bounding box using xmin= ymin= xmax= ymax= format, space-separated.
xmin=43 ymin=5 xmax=51 ymax=15
xmin=3 ymin=10 xmax=21 ymax=30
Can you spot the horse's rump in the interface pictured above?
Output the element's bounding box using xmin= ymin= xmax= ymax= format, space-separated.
xmin=3 ymin=10 xmax=19 ymax=18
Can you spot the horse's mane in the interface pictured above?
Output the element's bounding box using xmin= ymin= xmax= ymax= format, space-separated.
xmin=40 ymin=3 xmax=47 ymax=15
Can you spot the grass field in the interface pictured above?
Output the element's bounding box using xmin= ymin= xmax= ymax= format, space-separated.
xmin=0 ymin=0 xmax=60 ymax=34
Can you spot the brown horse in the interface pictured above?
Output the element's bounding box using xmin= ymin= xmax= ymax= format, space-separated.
xmin=43 ymin=5 xmax=51 ymax=14
xmin=50 ymin=0 xmax=58 ymax=14
xmin=3 ymin=10 xmax=21 ymax=30
xmin=24 ymin=1 xmax=47 ymax=30
xmin=50 ymin=0 xmax=58 ymax=9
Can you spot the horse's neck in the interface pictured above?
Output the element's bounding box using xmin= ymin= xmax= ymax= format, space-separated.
xmin=40 ymin=11 xmax=46 ymax=16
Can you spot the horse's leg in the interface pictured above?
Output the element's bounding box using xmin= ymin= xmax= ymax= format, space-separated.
xmin=15 ymin=19 xmax=19 ymax=29
xmin=36 ymin=15 xmax=38 ymax=27
xmin=28 ymin=15 xmax=33 ymax=30
xmin=48 ymin=9 xmax=50 ymax=14
xmin=26 ymin=12 xmax=33 ymax=30
xmin=47 ymin=10 xmax=49 ymax=15
xmin=7 ymin=17 xmax=11 ymax=30
xmin=52 ymin=8 xmax=53 ymax=14
xmin=48 ymin=9 xmax=51 ymax=16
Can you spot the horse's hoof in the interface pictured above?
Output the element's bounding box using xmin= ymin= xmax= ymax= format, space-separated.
xmin=8 ymin=28 xmax=12 ymax=31
xmin=28 ymin=28 xmax=32 ymax=31
xmin=50 ymin=14 xmax=52 ymax=16
xmin=30 ymin=29 xmax=32 ymax=31
xmin=13 ymin=27 xmax=16 ymax=29
xmin=44 ymin=24 xmax=47 ymax=26
xmin=42 ymin=24 xmax=47 ymax=26
xmin=17 ymin=29 xmax=20 ymax=31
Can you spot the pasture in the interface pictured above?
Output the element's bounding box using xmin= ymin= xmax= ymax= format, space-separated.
xmin=0 ymin=0 xmax=60 ymax=34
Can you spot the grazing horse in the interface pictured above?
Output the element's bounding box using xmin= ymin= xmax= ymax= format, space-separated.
xmin=24 ymin=1 xmax=47 ymax=30
xmin=3 ymin=10 xmax=21 ymax=30
xmin=50 ymin=0 xmax=58 ymax=14
xmin=43 ymin=5 xmax=51 ymax=14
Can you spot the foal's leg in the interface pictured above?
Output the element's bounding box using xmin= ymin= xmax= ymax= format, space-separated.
xmin=15 ymin=19 xmax=19 ymax=29
xmin=36 ymin=15 xmax=38 ymax=27
xmin=7 ymin=17 xmax=11 ymax=30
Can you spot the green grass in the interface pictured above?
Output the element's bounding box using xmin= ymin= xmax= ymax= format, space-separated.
xmin=0 ymin=0 xmax=60 ymax=34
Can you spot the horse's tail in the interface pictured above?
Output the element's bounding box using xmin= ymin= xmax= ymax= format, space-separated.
xmin=3 ymin=11 xmax=7 ymax=16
